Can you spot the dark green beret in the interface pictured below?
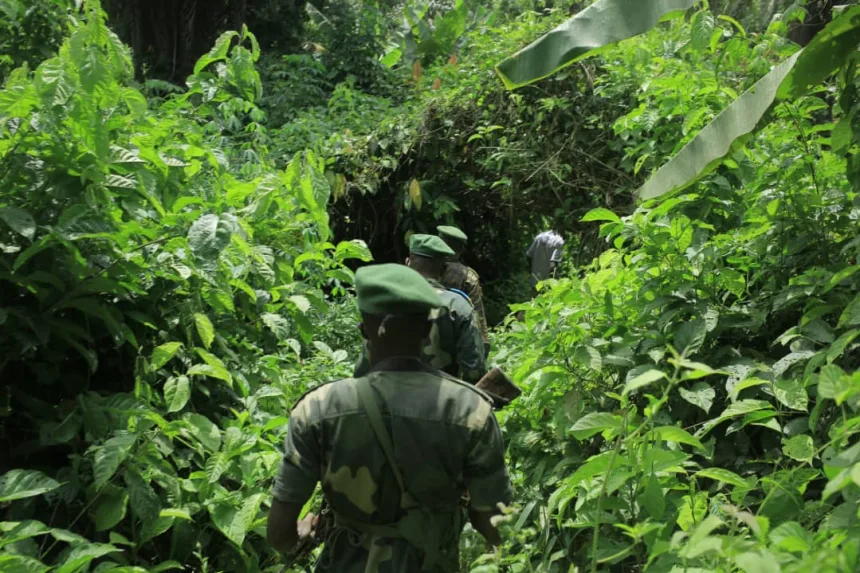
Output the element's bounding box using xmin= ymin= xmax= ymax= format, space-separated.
xmin=437 ymin=225 xmax=468 ymax=244
xmin=409 ymin=234 xmax=455 ymax=258
xmin=355 ymin=263 xmax=442 ymax=315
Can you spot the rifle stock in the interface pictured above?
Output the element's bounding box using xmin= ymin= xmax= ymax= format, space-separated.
xmin=475 ymin=367 xmax=521 ymax=409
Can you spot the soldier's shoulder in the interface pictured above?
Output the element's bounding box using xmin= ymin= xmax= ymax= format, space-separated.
xmin=290 ymin=377 xmax=353 ymax=416
xmin=439 ymin=288 xmax=474 ymax=315
xmin=433 ymin=369 xmax=494 ymax=406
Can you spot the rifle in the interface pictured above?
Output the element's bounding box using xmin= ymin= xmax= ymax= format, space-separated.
xmin=475 ymin=367 xmax=521 ymax=410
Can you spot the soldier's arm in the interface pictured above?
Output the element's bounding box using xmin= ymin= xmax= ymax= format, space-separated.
xmin=454 ymin=307 xmax=486 ymax=383
xmin=268 ymin=403 xmax=320 ymax=553
xmin=268 ymin=499 xmax=303 ymax=552
xmin=463 ymin=407 xmax=514 ymax=545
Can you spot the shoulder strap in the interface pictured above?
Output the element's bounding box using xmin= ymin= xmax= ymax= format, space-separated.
xmin=448 ymin=288 xmax=472 ymax=304
xmin=355 ymin=377 xmax=406 ymax=494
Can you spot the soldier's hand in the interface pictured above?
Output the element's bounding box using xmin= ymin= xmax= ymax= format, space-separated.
xmin=297 ymin=512 xmax=318 ymax=543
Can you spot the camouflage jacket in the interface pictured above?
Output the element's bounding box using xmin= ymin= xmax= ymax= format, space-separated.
xmin=441 ymin=261 xmax=489 ymax=347
xmin=272 ymin=358 xmax=514 ymax=572
xmin=354 ymin=278 xmax=486 ymax=383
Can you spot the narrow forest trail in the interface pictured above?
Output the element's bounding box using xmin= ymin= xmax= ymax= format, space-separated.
xmin=0 ymin=0 xmax=859 ymax=572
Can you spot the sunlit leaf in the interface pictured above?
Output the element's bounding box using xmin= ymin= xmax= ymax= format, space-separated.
xmin=0 ymin=470 xmax=61 ymax=502
xmin=194 ymin=313 xmax=215 ymax=349
xmin=496 ymin=0 xmax=696 ymax=89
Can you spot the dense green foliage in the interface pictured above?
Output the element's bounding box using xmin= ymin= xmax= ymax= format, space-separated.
xmin=1 ymin=0 xmax=859 ymax=572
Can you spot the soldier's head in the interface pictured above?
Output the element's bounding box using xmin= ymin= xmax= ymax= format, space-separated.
xmin=406 ymin=234 xmax=454 ymax=279
xmin=437 ymin=225 xmax=467 ymax=258
xmin=355 ymin=263 xmax=441 ymax=363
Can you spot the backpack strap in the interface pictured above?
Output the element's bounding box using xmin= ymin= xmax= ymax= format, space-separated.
xmin=448 ymin=288 xmax=472 ymax=304
xmin=355 ymin=377 xmax=407 ymax=495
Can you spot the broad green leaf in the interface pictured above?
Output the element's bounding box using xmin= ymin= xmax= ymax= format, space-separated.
xmin=638 ymin=474 xmax=665 ymax=519
xmin=0 ymin=470 xmax=61 ymax=502
xmin=0 ymin=206 xmax=36 ymax=240
xmin=163 ymin=375 xmax=190 ymax=413
xmin=194 ymin=31 xmax=239 ymax=74
xmin=652 ymin=425 xmax=704 ymax=449
xmin=160 ymin=508 xmax=192 ymax=521
xmin=729 ymin=378 xmax=768 ymax=400
xmin=569 ymin=412 xmax=622 ymax=440
xmin=695 ymin=467 xmax=750 ymax=488
xmin=193 ymin=313 xmax=215 ymax=349
xmin=262 ymin=312 xmax=290 ymax=340
xmin=640 ymin=5 xmax=860 ymax=200
xmin=568 ymin=451 xmax=622 ymax=487
xmin=734 ymin=550 xmax=781 ymax=573
xmin=187 ymin=214 xmax=235 ymax=263
xmin=289 ymin=295 xmax=312 ymax=314
xmin=818 ymin=364 xmax=852 ymax=401
xmin=773 ymin=379 xmax=808 ymax=411
xmin=91 ymin=485 xmax=128 ymax=531
xmin=495 ymin=0 xmax=696 ymax=89
xmin=719 ymin=399 xmax=772 ymax=419
xmin=675 ymin=318 xmax=707 ymax=354
xmin=206 ymin=453 xmax=230 ymax=483
xmin=769 ymin=521 xmax=810 ymax=553
xmin=335 ymin=239 xmax=373 ymax=262
xmin=691 ymin=10 xmax=716 ymax=52
xmin=185 ymin=413 xmax=221 ymax=452
xmin=0 ymin=555 xmax=49 ymax=573
xmin=623 ymin=369 xmax=666 ymax=397
xmin=783 ymin=435 xmax=814 ymax=463
xmin=93 ymin=433 xmax=137 ymax=488
xmin=191 ymin=349 xmax=233 ymax=386
xmin=150 ymin=342 xmax=182 ymax=371
xmin=679 ymin=382 xmax=715 ymax=413
xmin=408 ymin=178 xmax=422 ymax=210
xmin=0 ymin=520 xmax=51 ymax=550
xmin=574 ymin=345 xmax=603 ymax=370
xmin=838 ymin=293 xmax=860 ymax=327
xmin=580 ymin=208 xmax=621 ymax=224
xmin=827 ymin=329 xmax=859 ymax=363
xmin=55 ymin=543 xmax=120 ymax=573
xmin=125 ymin=469 xmax=161 ymax=525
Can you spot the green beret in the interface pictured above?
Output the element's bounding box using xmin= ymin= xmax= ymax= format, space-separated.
xmin=355 ymin=263 xmax=442 ymax=315
xmin=437 ymin=225 xmax=468 ymax=244
xmin=409 ymin=234 xmax=455 ymax=258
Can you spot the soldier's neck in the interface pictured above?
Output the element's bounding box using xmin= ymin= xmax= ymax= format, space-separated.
xmin=369 ymin=347 xmax=423 ymax=366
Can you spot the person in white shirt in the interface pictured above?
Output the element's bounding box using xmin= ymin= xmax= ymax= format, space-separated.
xmin=526 ymin=230 xmax=564 ymax=293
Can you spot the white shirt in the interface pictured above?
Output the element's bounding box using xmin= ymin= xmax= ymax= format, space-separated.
xmin=526 ymin=231 xmax=564 ymax=285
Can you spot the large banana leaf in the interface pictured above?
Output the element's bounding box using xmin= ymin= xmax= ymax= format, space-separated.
xmin=495 ymin=0 xmax=697 ymax=90
xmin=639 ymin=6 xmax=860 ymax=200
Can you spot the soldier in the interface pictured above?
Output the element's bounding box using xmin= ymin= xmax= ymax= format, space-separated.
xmin=437 ymin=225 xmax=489 ymax=354
xmin=267 ymin=263 xmax=514 ymax=572
xmin=526 ymin=230 xmax=565 ymax=295
xmin=354 ymin=235 xmax=487 ymax=383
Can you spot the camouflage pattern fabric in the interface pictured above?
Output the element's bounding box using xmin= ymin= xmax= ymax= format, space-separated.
xmin=272 ymin=358 xmax=514 ymax=573
xmin=441 ymin=261 xmax=489 ymax=348
xmin=354 ymin=279 xmax=486 ymax=383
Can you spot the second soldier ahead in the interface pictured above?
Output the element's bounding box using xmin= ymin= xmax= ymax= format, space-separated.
xmin=354 ymin=234 xmax=486 ymax=384
xmin=437 ymin=225 xmax=489 ymax=355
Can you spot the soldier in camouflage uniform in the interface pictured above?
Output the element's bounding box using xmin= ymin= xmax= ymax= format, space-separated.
xmin=354 ymin=235 xmax=487 ymax=383
xmin=268 ymin=263 xmax=514 ymax=572
xmin=437 ymin=225 xmax=489 ymax=354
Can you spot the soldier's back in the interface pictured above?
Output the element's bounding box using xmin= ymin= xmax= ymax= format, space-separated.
xmin=289 ymin=364 xmax=499 ymax=572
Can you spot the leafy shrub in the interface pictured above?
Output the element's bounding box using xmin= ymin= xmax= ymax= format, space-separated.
xmin=482 ymin=11 xmax=860 ymax=572
xmin=0 ymin=0 xmax=71 ymax=82
xmin=0 ymin=2 xmax=367 ymax=571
